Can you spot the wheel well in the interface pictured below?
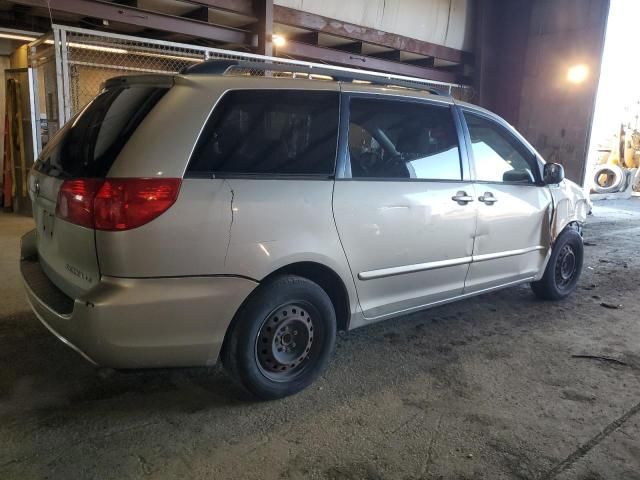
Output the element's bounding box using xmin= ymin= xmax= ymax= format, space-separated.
xmin=552 ymin=220 xmax=583 ymax=246
xmin=561 ymin=221 xmax=583 ymax=237
xmin=568 ymin=221 xmax=583 ymax=235
xmin=262 ymin=262 xmax=351 ymax=331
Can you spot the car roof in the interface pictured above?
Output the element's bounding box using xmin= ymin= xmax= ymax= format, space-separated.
xmin=114 ymin=72 xmax=492 ymax=119
xmin=177 ymin=73 xmax=461 ymax=105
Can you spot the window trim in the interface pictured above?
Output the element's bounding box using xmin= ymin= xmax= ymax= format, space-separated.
xmin=184 ymin=88 xmax=341 ymax=180
xmin=457 ymin=106 xmax=545 ymax=186
xmin=336 ymin=92 xmax=471 ymax=182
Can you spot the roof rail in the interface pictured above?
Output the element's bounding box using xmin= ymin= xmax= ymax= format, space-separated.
xmin=182 ymin=59 xmax=450 ymax=97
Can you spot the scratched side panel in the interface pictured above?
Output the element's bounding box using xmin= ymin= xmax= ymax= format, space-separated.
xmin=550 ymin=179 xmax=590 ymax=241
xmin=222 ymin=179 xmax=359 ymax=313
xmin=96 ymin=179 xmax=231 ymax=277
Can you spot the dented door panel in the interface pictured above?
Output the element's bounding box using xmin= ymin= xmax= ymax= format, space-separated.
xmin=333 ymin=180 xmax=477 ymax=320
xmin=549 ymin=180 xmax=590 ymax=241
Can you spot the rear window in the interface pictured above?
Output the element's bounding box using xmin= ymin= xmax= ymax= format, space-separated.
xmin=35 ymin=85 xmax=168 ymax=178
xmin=188 ymin=90 xmax=339 ymax=177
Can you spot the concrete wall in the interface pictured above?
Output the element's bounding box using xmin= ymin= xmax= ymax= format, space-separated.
xmin=276 ymin=0 xmax=474 ymax=51
xmin=475 ymin=0 xmax=609 ymax=184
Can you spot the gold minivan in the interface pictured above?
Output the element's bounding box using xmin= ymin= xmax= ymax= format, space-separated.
xmin=20 ymin=61 xmax=589 ymax=399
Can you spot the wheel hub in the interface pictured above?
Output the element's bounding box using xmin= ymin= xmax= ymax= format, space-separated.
xmin=556 ymin=244 xmax=576 ymax=287
xmin=257 ymin=304 xmax=314 ymax=375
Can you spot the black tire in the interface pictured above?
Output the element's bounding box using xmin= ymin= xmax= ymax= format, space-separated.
xmin=222 ymin=274 xmax=336 ymax=400
xmin=531 ymin=228 xmax=583 ymax=300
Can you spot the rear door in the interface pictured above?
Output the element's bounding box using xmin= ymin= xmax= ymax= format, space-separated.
xmin=333 ymin=93 xmax=477 ymax=320
xmin=29 ymin=82 xmax=169 ymax=299
xmin=460 ymin=108 xmax=553 ymax=293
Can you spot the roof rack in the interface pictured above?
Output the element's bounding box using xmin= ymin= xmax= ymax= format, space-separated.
xmin=182 ymin=59 xmax=450 ymax=97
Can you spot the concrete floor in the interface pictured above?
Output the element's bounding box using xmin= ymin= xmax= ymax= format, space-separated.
xmin=1 ymin=200 xmax=640 ymax=480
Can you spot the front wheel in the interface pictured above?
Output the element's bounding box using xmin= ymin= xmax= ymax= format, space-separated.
xmin=531 ymin=228 xmax=584 ymax=300
xmin=222 ymin=275 xmax=336 ymax=400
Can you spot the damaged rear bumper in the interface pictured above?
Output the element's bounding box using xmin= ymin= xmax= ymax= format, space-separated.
xmin=20 ymin=229 xmax=258 ymax=368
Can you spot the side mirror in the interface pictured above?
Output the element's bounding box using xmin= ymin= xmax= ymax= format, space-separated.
xmin=543 ymin=163 xmax=565 ymax=184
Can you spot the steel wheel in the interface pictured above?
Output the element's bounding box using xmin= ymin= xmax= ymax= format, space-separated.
xmin=222 ymin=274 xmax=337 ymax=400
xmin=255 ymin=303 xmax=316 ymax=382
xmin=555 ymin=244 xmax=577 ymax=290
xmin=532 ymin=228 xmax=584 ymax=301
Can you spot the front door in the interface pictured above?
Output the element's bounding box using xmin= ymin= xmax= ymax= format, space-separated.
xmin=333 ymin=94 xmax=477 ymax=320
xmin=461 ymin=110 xmax=553 ymax=293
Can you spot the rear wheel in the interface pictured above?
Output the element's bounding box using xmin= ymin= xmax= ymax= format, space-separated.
xmin=222 ymin=275 xmax=336 ymax=400
xmin=531 ymin=228 xmax=583 ymax=300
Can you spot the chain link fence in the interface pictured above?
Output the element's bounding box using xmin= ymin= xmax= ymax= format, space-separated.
xmin=28 ymin=35 xmax=60 ymax=143
xmin=64 ymin=30 xmax=207 ymax=113
xmin=30 ymin=25 xmax=474 ymax=143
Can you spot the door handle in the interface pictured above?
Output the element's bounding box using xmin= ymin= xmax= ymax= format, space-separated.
xmin=452 ymin=191 xmax=474 ymax=205
xmin=479 ymin=192 xmax=498 ymax=205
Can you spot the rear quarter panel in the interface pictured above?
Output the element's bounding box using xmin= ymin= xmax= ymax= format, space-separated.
xmin=96 ymin=179 xmax=233 ymax=277
xmin=222 ymin=179 xmax=358 ymax=310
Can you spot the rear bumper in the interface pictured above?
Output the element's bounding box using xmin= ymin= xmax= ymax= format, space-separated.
xmin=20 ymin=229 xmax=258 ymax=368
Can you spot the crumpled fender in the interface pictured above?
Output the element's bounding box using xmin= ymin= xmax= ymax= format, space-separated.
xmin=549 ymin=179 xmax=590 ymax=243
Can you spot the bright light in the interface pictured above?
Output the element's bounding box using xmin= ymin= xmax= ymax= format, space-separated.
xmin=0 ymin=33 xmax=37 ymax=42
xmin=309 ymin=74 xmax=333 ymax=81
xmin=567 ymin=64 xmax=589 ymax=84
xmin=272 ymin=34 xmax=286 ymax=48
xmin=44 ymin=39 xmax=128 ymax=54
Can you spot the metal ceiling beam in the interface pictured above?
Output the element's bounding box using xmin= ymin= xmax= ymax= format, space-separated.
xmin=290 ymin=31 xmax=318 ymax=44
xmin=333 ymin=41 xmax=363 ymax=54
xmin=273 ymin=6 xmax=472 ymax=64
xmin=177 ymin=2 xmax=473 ymax=66
xmin=370 ymin=50 xmax=401 ymax=61
xmin=181 ymin=6 xmax=209 ymax=22
xmin=182 ymin=0 xmax=254 ymax=17
xmin=10 ymin=0 xmax=252 ymax=44
xmin=405 ymin=57 xmax=435 ymax=68
xmin=276 ymin=41 xmax=461 ymax=84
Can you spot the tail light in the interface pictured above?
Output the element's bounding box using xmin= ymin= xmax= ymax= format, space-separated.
xmin=56 ymin=179 xmax=104 ymax=229
xmin=56 ymin=178 xmax=182 ymax=231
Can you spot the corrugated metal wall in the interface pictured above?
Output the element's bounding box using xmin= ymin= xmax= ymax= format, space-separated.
xmin=275 ymin=0 xmax=473 ymax=51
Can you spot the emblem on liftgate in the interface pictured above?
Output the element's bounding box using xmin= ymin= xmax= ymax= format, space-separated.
xmin=34 ymin=179 xmax=40 ymax=196
xmin=65 ymin=264 xmax=93 ymax=284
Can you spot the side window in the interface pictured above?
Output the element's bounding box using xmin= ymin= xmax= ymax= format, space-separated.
xmin=348 ymin=97 xmax=462 ymax=180
xmin=189 ymin=90 xmax=339 ymax=176
xmin=464 ymin=112 xmax=537 ymax=184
